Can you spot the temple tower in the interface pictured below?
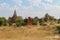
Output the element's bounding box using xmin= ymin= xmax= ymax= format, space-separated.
xmin=11 ymin=10 xmax=17 ymax=23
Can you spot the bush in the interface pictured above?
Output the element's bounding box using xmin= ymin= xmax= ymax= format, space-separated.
xmin=3 ymin=23 xmax=7 ymax=26
xmin=16 ymin=21 xmax=25 ymax=26
xmin=16 ymin=18 xmax=25 ymax=27
xmin=33 ymin=17 xmax=39 ymax=25
xmin=56 ymin=26 xmax=60 ymax=34
xmin=33 ymin=19 xmax=38 ymax=25
xmin=58 ymin=19 xmax=60 ymax=24
xmin=0 ymin=17 xmax=7 ymax=26
xmin=8 ymin=22 xmax=12 ymax=26
xmin=0 ymin=20 xmax=3 ymax=26
xmin=8 ymin=17 xmax=12 ymax=26
xmin=39 ymin=19 xmax=44 ymax=25
xmin=33 ymin=21 xmax=37 ymax=25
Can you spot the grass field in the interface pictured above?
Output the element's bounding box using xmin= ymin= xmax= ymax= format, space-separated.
xmin=0 ymin=25 xmax=59 ymax=40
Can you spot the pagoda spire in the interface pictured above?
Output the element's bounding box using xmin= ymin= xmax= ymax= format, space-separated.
xmin=11 ymin=10 xmax=17 ymax=23
xmin=13 ymin=10 xmax=17 ymax=17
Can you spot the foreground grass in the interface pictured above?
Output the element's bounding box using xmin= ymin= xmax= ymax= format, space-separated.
xmin=0 ymin=25 xmax=59 ymax=40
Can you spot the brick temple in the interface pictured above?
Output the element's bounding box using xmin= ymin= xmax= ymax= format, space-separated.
xmin=9 ymin=10 xmax=33 ymax=25
xmin=24 ymin=17 xmax=33 ymax=25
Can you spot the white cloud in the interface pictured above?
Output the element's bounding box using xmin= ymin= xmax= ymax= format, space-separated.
xmin=47 ymin=0 xmax=53 ymax=3
xmin=13 ymin=0 xmax=22 ymax=6
xmin=0 ymin=3 xmax=14 ymax=18
xmin=28 ymin=0 xmax=42 ymax=7
xmin=0 ymin=0 xmax=60 ymax=19
xmin=41 ymin=3 xmax=60 ymax=18
xmin=44 ymin=0 xmax=53 ymax=3
xmin=0 ymin=3 xmax=10 ymax=8
xmin=28 ymin=0 xmax=41 ymax=4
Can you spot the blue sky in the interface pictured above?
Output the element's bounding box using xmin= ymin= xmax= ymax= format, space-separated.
xmin=0 ymin=0 xmax=60 ymax=19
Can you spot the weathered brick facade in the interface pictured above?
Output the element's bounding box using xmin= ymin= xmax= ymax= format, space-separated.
xmin=9 ymin=10 xmax=17 ymax=23
xmin=24 ymin=17 xmax=33 ymax=25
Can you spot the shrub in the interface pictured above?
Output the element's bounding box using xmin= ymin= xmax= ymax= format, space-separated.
xmin=8 ymin=22 xmax=12 ymax=26
xmin=33 ymin=17 xmax=39 ymax=25
xmin=16 ymin=18 xmax=25 ymax=27
xmin=8 ymin=17 xmax=12 ymax=26
xmin=16 ymin=20 xmax=25 ymax=26
xmin=33 ymin=21 xmax=37 ymax=25
xmin=39 ymin=19 xmax=44 ymax=25
xmin=0 ymin=20 xmax=3 ymax=26
xmin=56 ymin=26 xmax=60 ymax=34
xmin=0 ymin=17 xmax=7 ymax=26
xmin=58 ymin=19 xmax=60 ymax=24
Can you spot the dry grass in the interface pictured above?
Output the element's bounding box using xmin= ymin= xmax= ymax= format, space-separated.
xmin=0 ymin=25 xmax=59 ymax=40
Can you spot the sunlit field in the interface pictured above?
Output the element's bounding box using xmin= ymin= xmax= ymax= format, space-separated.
xmin=0 ymin=25 xmax=60 ymax=40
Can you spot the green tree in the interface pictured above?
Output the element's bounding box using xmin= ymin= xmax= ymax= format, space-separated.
xmin=58 ymin=19 xmax=60 ymax=24
xmin=0 ymin=17 xmax=7 ymax=26
xmin=16 ymin=17 xmax=25 ymax=26
xmin=2 ymin=17 xmax=7 ymax=26
xmin=0 ymin=19 xmax=3 ymax=26
xmin=33 ymin=17 xmax=39 ymax=25
xmin=44 ymin=13 xmax=54 ymax=22
xmin=8 ymin=17 xmax=12 ymax=26
xmin=56 ymin=26 xmax=60 ymax=34
xmin=39 ymin=18 xmax=44 ymax=25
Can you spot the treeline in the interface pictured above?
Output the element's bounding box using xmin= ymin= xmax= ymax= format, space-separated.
xmin=0 ymin=13 xmax=60 ymax=27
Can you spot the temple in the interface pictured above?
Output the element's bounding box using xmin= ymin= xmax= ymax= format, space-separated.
xmin=9 ymin=10 xmax=19 ymax=23
xmin=8 ymin=10 xmax=33 ymax=25
xmin=24 ymin=17 xmax=33 ymax=25
xmin=11 ymin=10 xmax=17 ymax=23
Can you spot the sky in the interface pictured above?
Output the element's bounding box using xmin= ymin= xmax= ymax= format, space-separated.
xmin=0 ymin=0 xmax=60 ymax=19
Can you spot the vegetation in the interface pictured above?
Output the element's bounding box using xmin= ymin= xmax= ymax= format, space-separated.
xmin=16 ymin=18 xmax=25 ymax=26
xmin=33 ymin=17 xmax=39 ymax=25
xmin=58 ymin=19 xmax=60 ymax=24
xmin=56 ymin=26 xmax=60 ymax=34
xmin=8 ymin=17 xmax=12 ymax=26
xmin=39 ymin=19 xmax=45 ymax=25
xmin=0 ymin=17 xmax=7 ymax=26
xmin=0 ymin=13 xmax=59 ymax=27
xmin=0 ymin=13 xmax=60 ymax=40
